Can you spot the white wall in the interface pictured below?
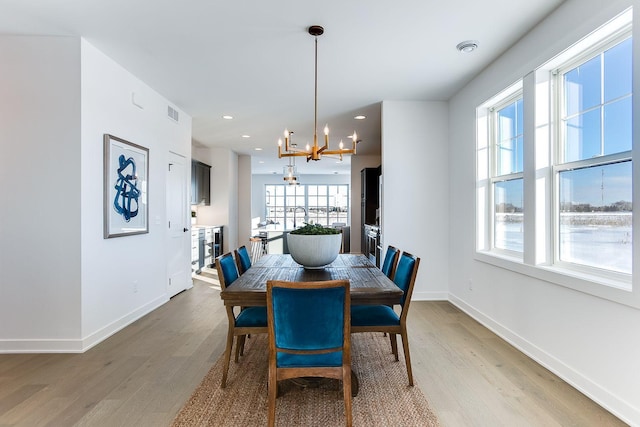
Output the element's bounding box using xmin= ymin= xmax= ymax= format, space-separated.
xmin=0 ymin=36 xmax=192 ymax=353
xmin=237 ymin=155 xmax=252 ymax=248
xmin=80 ymin=39 xmax=192 ymax=350
xmin=381 ymin=101 xmax=450 ymax=300
xmin=447 ymin=0 xmax=639 ymax=423
xmin=193 ymin=147 xmax=238 ymax=253
xmin=0 ymin=36 xmax=82 ymax=351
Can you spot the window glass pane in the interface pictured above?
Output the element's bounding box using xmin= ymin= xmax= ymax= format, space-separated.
xmin=564 ymin=55 xmax=601 ymax=116
xmin=604 ymin=97 xmax=632 ymax=155
xmin=559 ymin=161 xmax=632 ymax=274
xmin=494 ymin=179 xmax=523 ymax=252
xmin=516 ymin=98 xmax=523 ymax=136
xmin=498 ymin=103 xmax=516 ymax=141
xmin=604 ymin=38 xmax=632 ymax=102
xmin=496 ymin=99 xmax=523 ymax=175
xmin=564 ymin=108 xmax=601 ymax=162
xmin=309 ymin=192 xmax=322 ymax=224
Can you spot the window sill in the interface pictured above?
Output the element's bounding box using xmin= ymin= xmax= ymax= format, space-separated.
xmin=475 ymin=250 xmax=638 ymax=309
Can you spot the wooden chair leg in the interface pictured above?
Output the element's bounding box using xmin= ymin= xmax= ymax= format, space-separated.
xmin=268 ymin=369 xmax=277 ymax=427
xmin=343 ymin=367 xmax=353 ymax=427
xmin=389 ymin=333 xmax=399 ymax=360
xmin=235 ymin=335 xmax=246 ymax=362
xmin=221 ymin=326 xmax=234 ymax=388
xmin=400 ymin=326 xmax=414 ymax=386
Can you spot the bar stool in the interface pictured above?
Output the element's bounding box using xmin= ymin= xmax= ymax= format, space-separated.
xmin=250 ymin=236 xmax=264 ymax=264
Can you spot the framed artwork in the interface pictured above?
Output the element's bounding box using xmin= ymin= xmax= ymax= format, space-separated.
xmin=103 ymin=134 xmax=149 ymax=238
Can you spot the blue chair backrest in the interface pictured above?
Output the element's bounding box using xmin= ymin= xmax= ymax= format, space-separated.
xmin=237 ymin=246 xmax=252 ymax=273
xmin=271 ymin=285 xmax=346 ymax=357
xmin=394 ymin=253 xmax=417 ymax=306
xmin=381 ymin=246 xmax=399 ymax=278
xmin=218 ymin=253 xmax=239 ymax=287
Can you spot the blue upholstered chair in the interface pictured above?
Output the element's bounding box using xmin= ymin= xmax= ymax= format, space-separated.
xmin=351 ymin=251 xmax=420 ymax=386
xmin=215 ymin=252 xmax=267 ymax=388
xmin=234 ymin=245 xmax=252 ymax=275
xmin=381 ymin=245 xmax=400 ymax=280
xmin=266 ymin=279 xmax=352 ymax=427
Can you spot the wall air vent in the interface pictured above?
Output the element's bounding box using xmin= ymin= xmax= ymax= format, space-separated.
xmin=167 ymin=105 xmax=179 ymax=122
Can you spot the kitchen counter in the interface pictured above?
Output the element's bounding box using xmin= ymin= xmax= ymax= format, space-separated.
xmin=252 ymin=227 xmax=291 ymax=254
xmin=190 ymin=226 xmax=224 ymax=273
xmin=193 ymin=224 xmax=223 ymax=229
xmin=252 ymin=224 xmax=350 ymax=254
xmin=252 ymin=224 xmax=296 ymax=233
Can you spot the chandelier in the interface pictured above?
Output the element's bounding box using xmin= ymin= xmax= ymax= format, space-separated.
xmin=278 ymin=25 xmax=359 ymax=162
xmin=283 ymin=156 xmax=299 ymax=185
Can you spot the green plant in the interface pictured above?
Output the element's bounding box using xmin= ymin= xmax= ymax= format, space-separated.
xmin=289 ymin=223 xmax=340 ymax=235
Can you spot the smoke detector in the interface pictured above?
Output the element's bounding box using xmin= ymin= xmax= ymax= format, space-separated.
xmin=456 ymin=40 xmax=479 ymax=53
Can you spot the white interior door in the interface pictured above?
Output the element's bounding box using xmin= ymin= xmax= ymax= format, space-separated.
xmin=167 ymin=152 xmax=190 ymax=297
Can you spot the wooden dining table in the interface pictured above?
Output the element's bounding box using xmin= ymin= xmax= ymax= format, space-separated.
xmin=219 ymin=253 xmax=403 ymax=396
xmin=219 ymin=253 xmax=403 ymax=307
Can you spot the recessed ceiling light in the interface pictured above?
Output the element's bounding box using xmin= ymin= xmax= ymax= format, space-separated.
xmin=222 ymin=115 xmax=233 ymax=120
xmin=241 ymin=135 xmax=250 ymax=138
xmin=456 ymin=40 xmax=479 ymax=53
xmin=259 ymin=160 xmax=265 ymax=164
xmin=354 ymin=115 xmax=366 ymax=120
xmin=254 ymin=147 xmax=263 ymax=151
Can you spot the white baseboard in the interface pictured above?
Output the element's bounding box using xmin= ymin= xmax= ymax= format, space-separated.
xmin=448 ymin=293 xmax=639 ymax=426
xmin=81 ymin=295 xmax=169 ymax=352
xmin=0 ymin=295 xmax=168 ymax=354
xmin=0 ymin=338 xmax=85 ymax=353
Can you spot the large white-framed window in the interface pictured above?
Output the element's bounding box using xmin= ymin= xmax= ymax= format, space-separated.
xmin=492 ymin=94 xmax=524 ymax=254
xmin=476 ymin=81 xmax=524 ymax=258
xmin=475 ymin=8 xmax=635 ymax=305
xmin=265 ymin=184 xmax=349 ymax=228
xmin=554 ymin=32 xmax=633 ymax=277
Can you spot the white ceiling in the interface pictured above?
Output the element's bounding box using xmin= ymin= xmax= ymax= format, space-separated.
xmin=1 ymin=0 xmax=565 ymax=175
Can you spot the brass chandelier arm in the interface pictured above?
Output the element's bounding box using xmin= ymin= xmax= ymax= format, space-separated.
xmin=278 ymin=150 xmax=309 ymax=158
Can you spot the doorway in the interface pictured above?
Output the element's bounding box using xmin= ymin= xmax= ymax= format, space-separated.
xmin=167 ymin=152 xmax=190 ymax=297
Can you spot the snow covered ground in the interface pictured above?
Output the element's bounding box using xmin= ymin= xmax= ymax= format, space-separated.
xmin=495 ymin=213 xmax=631 ymax=273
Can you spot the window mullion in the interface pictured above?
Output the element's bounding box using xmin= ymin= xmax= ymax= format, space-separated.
xmin=600 ymin=51 xmax=605 ymax=157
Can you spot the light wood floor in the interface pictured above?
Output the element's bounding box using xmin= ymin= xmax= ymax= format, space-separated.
xmin=0 ymin=274 xmax=626 ymax=426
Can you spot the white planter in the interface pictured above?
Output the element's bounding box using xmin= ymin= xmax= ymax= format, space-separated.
xmin=287 ymin=233 xmax=342 ymax=268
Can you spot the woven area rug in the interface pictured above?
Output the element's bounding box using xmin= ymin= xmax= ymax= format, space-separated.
xmin=172 ymin=332 xmax=440 ymax=426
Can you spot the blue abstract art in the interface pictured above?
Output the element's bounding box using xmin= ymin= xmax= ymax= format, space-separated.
xmin=103 ymin=134 xmax=149 ymax=238
xmin=113 ymin=154 xmax=140 ymax=222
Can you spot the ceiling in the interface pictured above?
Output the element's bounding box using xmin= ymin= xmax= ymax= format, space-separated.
xmin=1 ymin=0 xmax=565 ymax=175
